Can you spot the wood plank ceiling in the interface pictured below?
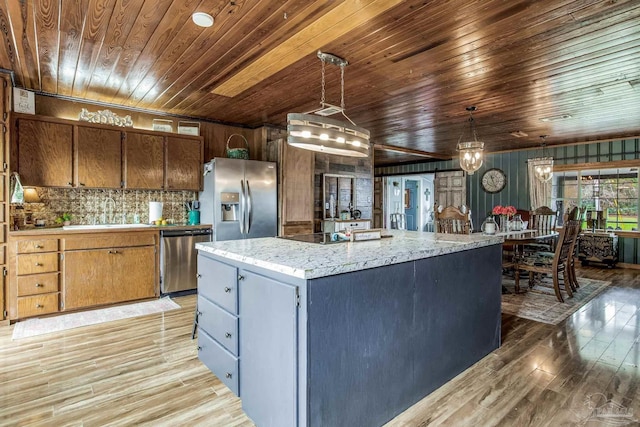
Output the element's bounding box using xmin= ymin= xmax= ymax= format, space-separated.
xmin=0 ymin=0 xmax=639 ymax=166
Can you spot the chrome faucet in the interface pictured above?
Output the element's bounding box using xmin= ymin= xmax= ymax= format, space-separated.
xmin=102 ymin=197 xmax=116 ymax=224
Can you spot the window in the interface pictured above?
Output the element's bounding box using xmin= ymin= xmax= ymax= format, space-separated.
xmin=552 ymin=167 xmax=639 ymax=230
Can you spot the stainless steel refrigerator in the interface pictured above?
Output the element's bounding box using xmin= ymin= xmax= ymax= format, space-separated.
xmin=200 ymin=158 xmax=277 ymax=241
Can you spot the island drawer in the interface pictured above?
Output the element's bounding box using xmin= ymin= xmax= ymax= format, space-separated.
xmin=17 ymin=293 xmax=59 ymax=318
xmin=17 ymin=239 xmax=59 ymax=254
xmin=198 ymin=329 xmax=239 ymax=396
xmin=16 ymin=253 xmax=59 ymax=275
xmin=197 ymin=254 xmax=238 ymax=314
xmin=17 ymin=272 xmax=59 ymax=296
xmin=198 ymin=295 xmax=238 ymax=355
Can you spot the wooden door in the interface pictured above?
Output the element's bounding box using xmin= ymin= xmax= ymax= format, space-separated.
xmin=111 ymin=246 xmax=156 ymax=301
xmin=166 ymin=136 xmax=202 ymax=191
xmin=435 ymin=170 xmax=466 ymax=208
xmin=280 ymin=140 xmax=314 ymax=235
xmin=123 ymin=131 xmax=164 ymax=189
xmin=373 ymin=177 xmax=384 ymax=228
xmin=76 ymin=126 xmax=122 ymax=188
xmin=63 ymin=249 xmax=111 ymax=310
xmin=17 ymin=118 xmax=73 ymax=187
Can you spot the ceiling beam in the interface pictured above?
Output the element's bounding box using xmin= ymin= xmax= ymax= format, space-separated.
xmin=211 ymin=0 xmax=403 ymax=97
xmin=374 ymin=143 xmax=452 ymax=160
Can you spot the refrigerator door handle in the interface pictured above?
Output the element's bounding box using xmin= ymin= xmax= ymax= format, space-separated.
xmin=239 ymin=180 xmax=246 ymax=234
xmin=246 ymin=180 xmax=252 ymax=233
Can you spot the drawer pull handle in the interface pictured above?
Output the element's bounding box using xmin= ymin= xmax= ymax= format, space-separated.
xmin=197 ymin=346 xmax=202 ymax=351
xmin=196 ymin=274 xmax=202 ymax=279
xmin=225 ymin=373 xmax=232 ymax=379
xmin=35 ymin=244 xmax=42 ymax=249
xmin=225 ymin=332 xmax=232 ymax=338
xmin=224 ymin=287 xmax=231 ymax=293
xmin=108 ymin=250 xmax=119 ymax=254
xmin=36 ymin=304 xmax=43 ymax=308
xmin=34 ymin=262 xmax=42 ymax=266
xmin=238 ymin=275 xmax=244 ymax=281
xmin=196 ymin=311 xmax=202 ymax=316
xmin=35 ymin=283 xmax=43 ymax=287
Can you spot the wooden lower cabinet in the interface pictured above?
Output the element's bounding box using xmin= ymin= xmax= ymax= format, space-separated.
xmin=7 ymin=231 xmax=159 ymax=320
xmin=64 ymin=246 xmax=156 ymax=310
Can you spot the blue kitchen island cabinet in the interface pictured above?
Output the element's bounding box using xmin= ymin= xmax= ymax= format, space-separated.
xmin=196 ymin=230 xmax=503 ymax=427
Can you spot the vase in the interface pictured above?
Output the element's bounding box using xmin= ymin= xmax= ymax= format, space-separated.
xmin=500 ymin=215 xmax=509 ymax=233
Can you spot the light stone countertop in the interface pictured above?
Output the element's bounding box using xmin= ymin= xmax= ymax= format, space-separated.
xmin=196 ymin=230 xmax=503 ymax=279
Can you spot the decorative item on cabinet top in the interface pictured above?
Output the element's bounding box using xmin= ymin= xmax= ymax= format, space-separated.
xmin=13 ymin=88 xmax=35 ymax=114
xmin=225 ymin=134 xmax=250 ymax=159
xmin=152 ymin=119 xmax=173 ymax=132
xmin=79 ymin=108 xmax=133 ymax=127
xmin=178 ymin=121 xmax=200 ymax=136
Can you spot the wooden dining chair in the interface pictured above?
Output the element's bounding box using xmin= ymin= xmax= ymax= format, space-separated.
xmin=434 ymin=205 xmax=472 ymax=234
xmin=516 ymin=208 xmax=581 ymax=303
xmin=526 ymin=206 xmax=558 ymax=252
xmin=566 ymin=206 xmax=586 ymax=292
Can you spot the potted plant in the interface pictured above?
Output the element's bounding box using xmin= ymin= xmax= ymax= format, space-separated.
xmin=55 ymin=213 xmax=72 ymax=226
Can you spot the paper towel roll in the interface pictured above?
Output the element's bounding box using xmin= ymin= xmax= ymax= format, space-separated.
xmin=149 ymin=202 xmax=163 ymax=223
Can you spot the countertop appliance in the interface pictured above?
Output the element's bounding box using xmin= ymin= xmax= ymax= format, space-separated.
xmin=200 ymin=158 xmax=277 ymax=241
xmin=160 ymin=227 xmax=212 ymax=294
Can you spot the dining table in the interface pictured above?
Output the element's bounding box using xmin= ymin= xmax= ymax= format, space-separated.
xmin=498 ymin=229 xmax=560 ymax=293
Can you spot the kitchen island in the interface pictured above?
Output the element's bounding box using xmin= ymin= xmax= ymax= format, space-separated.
xmin=195 ymin=230 xmax=503 ymax=427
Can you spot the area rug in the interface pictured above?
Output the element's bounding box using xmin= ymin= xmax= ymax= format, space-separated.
xmin=12 ymin=297 xmax=181 ymax=340
xmin=501 ymin=277 xmax=611 ymax=325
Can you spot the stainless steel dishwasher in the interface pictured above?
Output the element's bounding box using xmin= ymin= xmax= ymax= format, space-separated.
xmin=160 ymin=228 xmax=212 ymax=294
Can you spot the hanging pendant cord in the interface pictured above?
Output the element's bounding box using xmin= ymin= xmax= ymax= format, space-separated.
xmin=320 ymin=59 xmax=326 ymax=106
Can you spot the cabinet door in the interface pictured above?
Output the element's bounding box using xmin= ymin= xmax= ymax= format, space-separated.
xmin=111 ymin=246 xmax=156 ymax=301
xmin=17 ymin=119 xmax=73 ymax=187
xmin=64 ymin=249 xmax=111 ymax=310
xmin=239 ymin=271 xmax=298 ymax=427
xmin=77 ymin=126 xmax=122 ymax=188
xmin=64 ymin=246 xmax=156 ymax=309
xmin=124 ymin=132 xmax=164 ymax=189
xmin=280 ymin=142 xmax=314 ymax=235
xmin=166 ymin=136 xmax=202 ymax=190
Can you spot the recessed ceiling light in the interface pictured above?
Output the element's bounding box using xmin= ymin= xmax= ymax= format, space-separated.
xmin=192 ymin=12 xmax=214 ymax=27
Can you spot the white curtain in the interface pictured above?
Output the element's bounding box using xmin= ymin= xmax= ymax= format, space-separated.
xmin=528 ymin=158 xmax=552 ymax=209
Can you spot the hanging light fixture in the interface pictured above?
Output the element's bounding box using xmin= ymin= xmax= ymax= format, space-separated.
xmin=532 ymin=135 xmax=553 ymax=182
xmin=287 ymin=51 xmax=370 ymax=157
xmin=456 ymin=106 xmax=485 ymax=175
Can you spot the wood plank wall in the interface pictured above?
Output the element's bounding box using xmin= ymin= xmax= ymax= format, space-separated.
xmin=376 ymin=139 xmax=640 ymax=264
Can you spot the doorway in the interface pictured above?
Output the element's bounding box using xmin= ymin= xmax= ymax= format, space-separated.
xmin=384 ymin=174 xmax=435 ymax=232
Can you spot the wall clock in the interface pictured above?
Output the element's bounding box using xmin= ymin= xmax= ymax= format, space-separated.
xmin=481 ymin=168 xmax=507 ymax=193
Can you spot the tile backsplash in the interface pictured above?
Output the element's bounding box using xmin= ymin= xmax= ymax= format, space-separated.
xmin=10 ymin=188 xmax=197 ymax=229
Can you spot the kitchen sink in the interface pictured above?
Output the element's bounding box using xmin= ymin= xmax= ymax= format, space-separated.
xmin=63 ymin=224 xmax=153 ymax=230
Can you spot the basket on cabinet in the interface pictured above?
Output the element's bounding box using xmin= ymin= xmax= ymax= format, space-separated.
xmin=225 ymin=134 xmax=250 ymax=159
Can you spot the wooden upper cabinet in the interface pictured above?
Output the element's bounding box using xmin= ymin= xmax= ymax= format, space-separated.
xmin=166 ymin=136 xmax=203 ymax=191
xmin=76 ymin=126 xmax=123 ymax=188
xmin=16 ymin=118 xmax=73 ymax=187
xmin=124 ymin=132 xmax=164 ymax=189
xmin=280 ymin=140 xmax=314 ymax=235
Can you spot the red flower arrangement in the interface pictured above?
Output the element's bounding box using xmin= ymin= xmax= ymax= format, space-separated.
xmin=492 ymin=205 xmax=517 ymax=217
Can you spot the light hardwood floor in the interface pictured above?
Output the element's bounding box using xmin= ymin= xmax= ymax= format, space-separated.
xmin=1 ymin=266 xmax=639 ymax=426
